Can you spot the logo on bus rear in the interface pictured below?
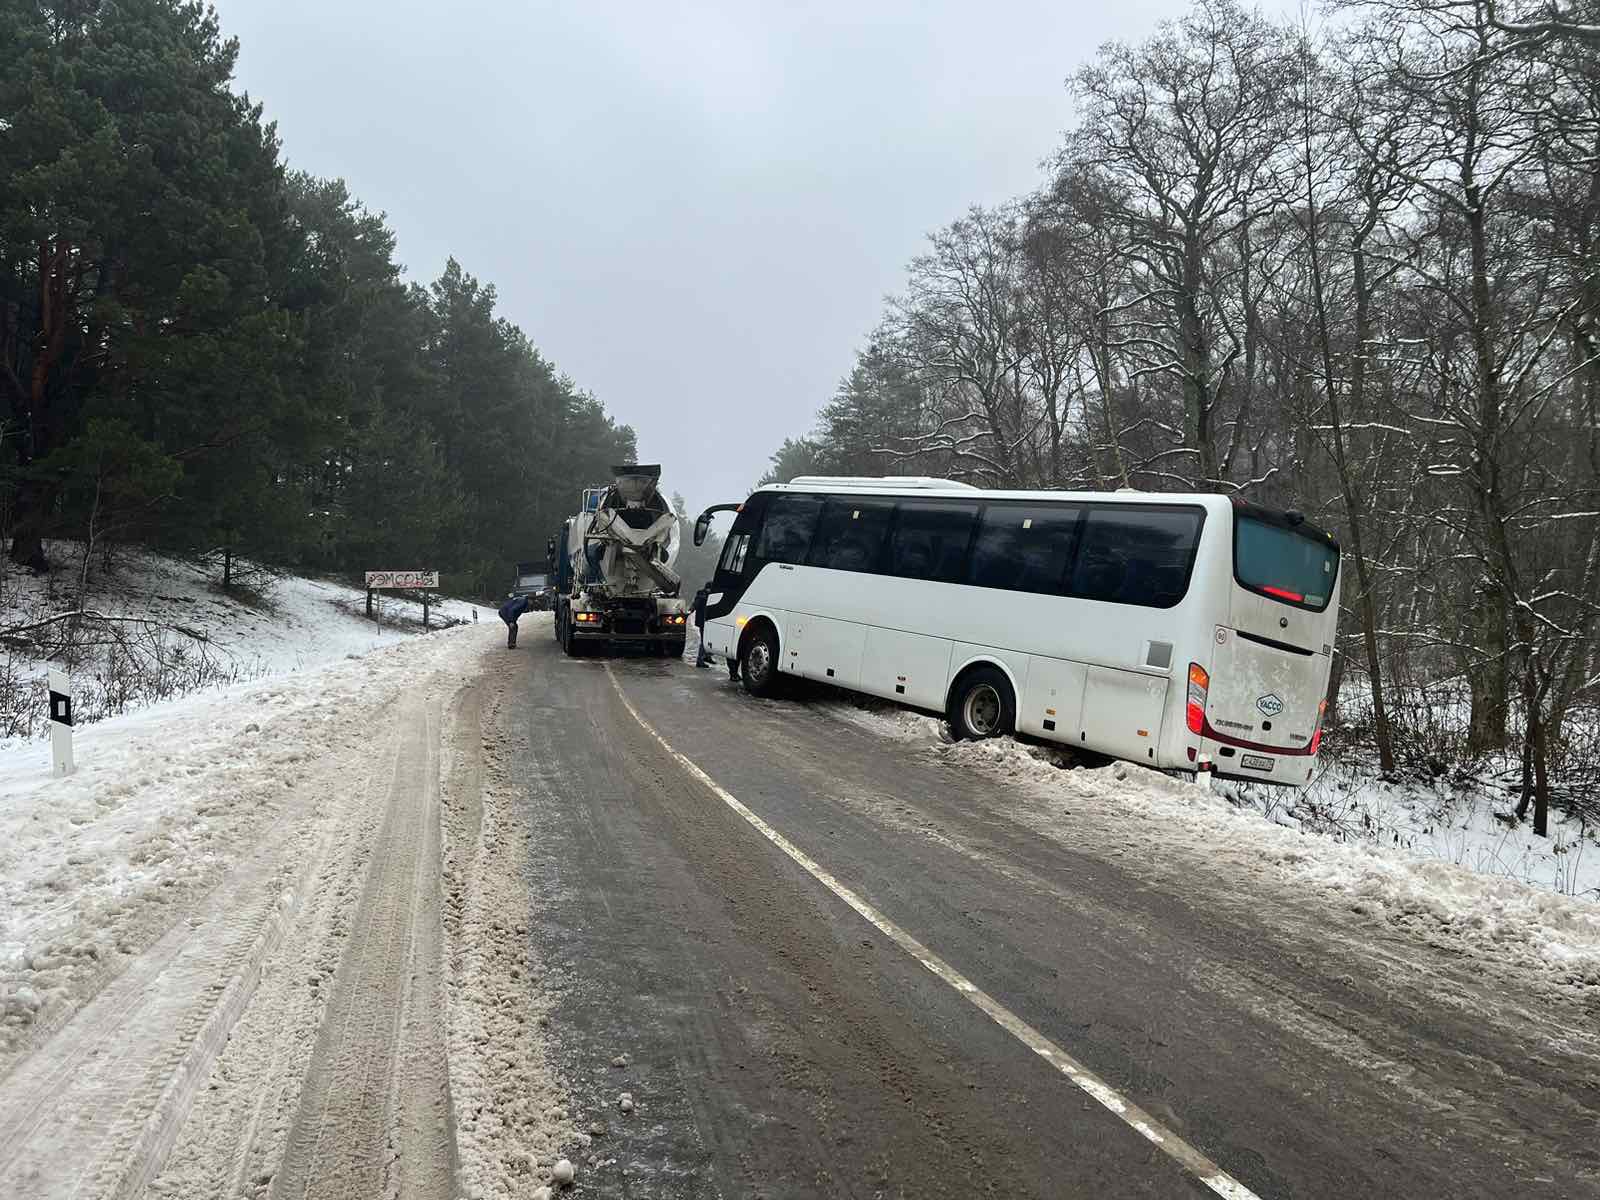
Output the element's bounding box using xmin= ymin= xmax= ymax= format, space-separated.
xmin=1255 ymin=693 xmax=1284 ymax=717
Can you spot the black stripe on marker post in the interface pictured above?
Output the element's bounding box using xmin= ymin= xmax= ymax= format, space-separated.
xmin=49 ymin=690 xmax=72 ymax=727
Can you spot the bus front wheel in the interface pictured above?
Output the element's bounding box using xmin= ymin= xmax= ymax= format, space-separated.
xmin=949 ymin=667 xmax=1015 ymax=741
xmin=740 ymin=624 xmax=781 ymax=698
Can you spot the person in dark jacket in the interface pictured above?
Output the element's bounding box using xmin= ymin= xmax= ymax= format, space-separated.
xmin=693 ymin=585 xmax=711 ymax=668
xmin=499 ymin=592 xmax=534 ymax=648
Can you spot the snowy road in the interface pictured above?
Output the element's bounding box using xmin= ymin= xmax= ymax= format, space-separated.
xmin=0 ymin=622 xmax=568 ymax=1200
xmin=519 ymin=636 xmax=1600 ymax=1199
xmin=2 ymin=616 xmax=1597 ymax=1198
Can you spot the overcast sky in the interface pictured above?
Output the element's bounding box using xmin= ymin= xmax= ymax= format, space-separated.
xmin=212 ymin=0 xmax=1190 ymax=518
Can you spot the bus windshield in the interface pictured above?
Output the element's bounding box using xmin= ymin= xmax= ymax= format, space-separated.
xmin=1234 ymin=516 xmax=1338 ymax=611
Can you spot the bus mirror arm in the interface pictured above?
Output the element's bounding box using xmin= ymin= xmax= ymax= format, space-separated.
xmin=693 ymin=503 xmax=742 ymax=547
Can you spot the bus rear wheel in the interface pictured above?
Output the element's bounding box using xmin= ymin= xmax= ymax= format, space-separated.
xmin=740 ymin=624 xmax=781 ymax=697
xmin=949 ymin=667 xmax=1015 ymax=741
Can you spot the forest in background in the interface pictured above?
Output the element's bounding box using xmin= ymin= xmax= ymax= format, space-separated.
xmin=766 ymin=0 xmax=1600 ymax=829
xmin=0 ymin=0 xmax=635 ymax=603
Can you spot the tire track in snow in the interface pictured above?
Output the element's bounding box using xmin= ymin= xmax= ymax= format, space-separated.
xmin=0 ymin=779 xmax=324 ymax=1199
xmin=268 ymin=694 xmax=455 ymax=1200
xmin=0 ymin=625 xmax=555 ymax=1200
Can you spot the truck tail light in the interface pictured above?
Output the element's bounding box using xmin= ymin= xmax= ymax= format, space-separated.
xmin=1186 ymin=663 xmax=1209 ymax=734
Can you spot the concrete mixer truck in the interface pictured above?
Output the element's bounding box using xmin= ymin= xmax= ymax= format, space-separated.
xmin=551 ymin=465 xmax=689 ymax=657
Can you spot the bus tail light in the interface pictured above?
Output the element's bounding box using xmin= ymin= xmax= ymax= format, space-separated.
xmin=1186 ymin=663 xmax=1209 ymax=734
xmin=1309 ymin=698 xmax=1328 ymax=755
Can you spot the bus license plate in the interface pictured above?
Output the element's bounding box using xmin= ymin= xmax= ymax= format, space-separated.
xmin=1240 ymin=754 xmax=1275 ymax=772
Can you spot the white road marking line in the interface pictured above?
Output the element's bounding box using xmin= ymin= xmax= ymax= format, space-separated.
xmin=607 ymin=666 xmax=1262 ymax=1200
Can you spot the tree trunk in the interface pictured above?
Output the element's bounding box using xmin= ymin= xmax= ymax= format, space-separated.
xmin=1458 ymin=54 xmax=1521 ymax=763
xmin=7 ymin=239 xmax=75 ymax=573
xmin=8 ymin=479 xmax=49 ymax=572
xmin=1178 ymin=231 xmax=1219 ymax=487
xmin=8 ymin=529 xmax=48 ymax=573
xmin=1466 ymin=624 xmax=1509 ymax=756
xmin=1532 ymin=707 xmax=1550 ymax=838
xmin=1516 ymin=649 xmax=1552 ymax=838
xmin=1297 ymin=95 xmax=1397 ymax=775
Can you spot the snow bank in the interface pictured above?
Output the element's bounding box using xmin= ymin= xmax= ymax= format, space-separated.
xmin=0 ymin=619 xmax=489 ymax=1063
xmin=1227 ymin=760 xmax=1600 ymax=901
xmin=0 ymin=542 xmax=492 ymax=744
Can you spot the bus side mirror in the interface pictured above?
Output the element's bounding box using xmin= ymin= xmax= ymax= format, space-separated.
xmin=694 ymin=503 xmax=741 ymax=547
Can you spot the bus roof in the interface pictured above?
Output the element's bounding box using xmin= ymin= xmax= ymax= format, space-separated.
xmin=756 ymin=478 xmax=1231 ymax=511
xmin=751 ymin=479 xmax=1339 ymax=548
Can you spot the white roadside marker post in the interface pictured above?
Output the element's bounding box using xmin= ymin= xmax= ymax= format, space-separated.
xmin=48 ymin=667 xmax=74 ymax=776
xmin=1196 ymin=753 xmax=1213 ymax=793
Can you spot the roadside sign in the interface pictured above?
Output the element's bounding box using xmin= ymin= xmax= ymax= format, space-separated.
xmin=364 ymin=570 xmax=440 ymax=628
xmin=364 ymin=571 xmax=438 ymax=589
xmin=48 ymin=667 xmax=74 ymax=776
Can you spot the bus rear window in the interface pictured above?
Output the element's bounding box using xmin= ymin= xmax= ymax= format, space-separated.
xmin=1234 ymin=517 xmax=1338 ymax=611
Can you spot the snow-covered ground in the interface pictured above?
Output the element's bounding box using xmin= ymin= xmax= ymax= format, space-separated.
xmin=1233 ymin=758 xmax=1600 ymax=900
xmin=0 ymin=543 xmax=491 ymax=743
xmin=0 ymin=625 xmax=451 ymax=1055
xmin=3 ymin=574 xmax=1595 ymax=1192
xmin=820 ymin=698 xmax=1600 ymax=994
xmin=0 ymin=615 xmax=580 ymax=1199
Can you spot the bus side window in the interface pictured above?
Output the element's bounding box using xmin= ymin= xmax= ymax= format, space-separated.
xmin=968 ymin=504 xmax=1081 ymax=594
xmin=887 ymin=503 xmax=978 ymax=583
xmin=809 ymin=499 xmax=895 ymax=572
xmin=719 ymin=532 xmax=751 ymax=575
xmin=753 ymin=495 xmax=823 ymax=565
xmin=1071 ymin=507 xmax=1202 ymax=608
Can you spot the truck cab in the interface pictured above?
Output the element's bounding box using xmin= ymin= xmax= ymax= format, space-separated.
xmin=510 ymin=561 xmax=551 ymax=610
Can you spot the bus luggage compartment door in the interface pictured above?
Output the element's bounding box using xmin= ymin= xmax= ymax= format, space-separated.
xmin=1018 ymin=656 xmax=1088 ymax=740
xmin=861 ymin=626 xmax=955 ymax=709
xmin=1080 ymin=666 xmax=1168 ymax=764
xmin=794 ymin=614 xmax=866 ymax=687
xmin=780 ymin=615 xmax=805 ymax=673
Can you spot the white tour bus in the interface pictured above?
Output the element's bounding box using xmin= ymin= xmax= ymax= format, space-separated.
xmin=694 ymin=477 xmax=1341 ymax=785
